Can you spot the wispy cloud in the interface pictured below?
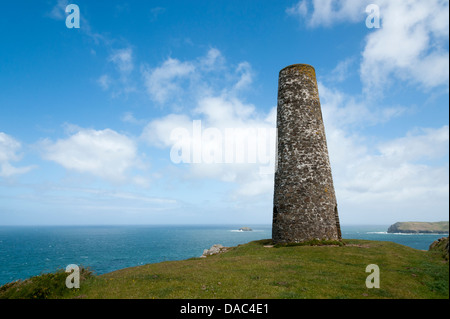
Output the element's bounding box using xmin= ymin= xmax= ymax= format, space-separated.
xmin=142 ymin=57 xmax=196 ymax=104
xmin=318 ymin=82 xmax=449 ymax=223
xmin=141 ymin=48 xmax=253 ymax=106
xmin=0 ymin=132 xmax=36 ymax=177
xmin=97 ymin=74 xmax=111 ymax=90
xmin=99 ymin=47 xmax=138 ymax=97
xmin=150 ymin=7 xmax=166 ymax=21
xmin=109 ymin=48 xmax=134 ymax=74
xmin=328 ymin=57 xmax=356 ymax=83
xmin=286 ymin=0 xmax=368 ymax=28
xmin=47 ymin=0 xmax=69 ymax=20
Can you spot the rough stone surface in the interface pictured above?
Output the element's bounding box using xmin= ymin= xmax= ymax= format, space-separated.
xmin=272 ymin=64 xmax=342 ymax=243
xmin=201 ymin=244 xmax=229 ymax=257
xmin=429 ymin=237 xmax=449 ymax=260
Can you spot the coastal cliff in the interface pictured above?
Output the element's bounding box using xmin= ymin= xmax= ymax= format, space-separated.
xmin=388 ymin=222 xmax=449 ymax=234
xmin=429 ymin=237 xmax=449 ymax=261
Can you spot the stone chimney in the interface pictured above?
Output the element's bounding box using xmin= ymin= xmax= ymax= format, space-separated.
xmin=272 ymin=64 xmax=342 ymax=243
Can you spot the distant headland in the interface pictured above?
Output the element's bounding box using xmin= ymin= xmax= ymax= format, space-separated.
xmin=388 ymin=221 xmax=449 ymax=234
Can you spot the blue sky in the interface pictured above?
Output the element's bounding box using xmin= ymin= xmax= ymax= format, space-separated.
xmin=0 ymin=0 xmax=448 ymax=225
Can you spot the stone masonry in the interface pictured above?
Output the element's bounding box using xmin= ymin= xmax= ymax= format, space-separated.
xmin=272 ymin=64 xmax=342 ymax=243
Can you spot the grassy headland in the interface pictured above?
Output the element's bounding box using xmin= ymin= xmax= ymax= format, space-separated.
xmin=388 ymin=221 xmax=449 ymax=234
xmin=1 ymin=239 xmax=448 ymax=299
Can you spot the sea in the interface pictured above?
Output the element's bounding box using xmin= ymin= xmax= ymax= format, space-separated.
xmin=0 ymin=224 xmax=447 ymax=286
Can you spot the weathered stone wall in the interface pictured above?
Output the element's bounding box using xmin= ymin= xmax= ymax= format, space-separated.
xmin=272 ymin=64 xmax=342 ymax=243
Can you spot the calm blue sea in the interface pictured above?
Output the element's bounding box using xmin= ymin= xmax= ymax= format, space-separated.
xmin=0 ymin=224 xmax=447 ymax=286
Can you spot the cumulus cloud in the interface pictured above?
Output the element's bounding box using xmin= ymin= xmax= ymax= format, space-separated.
xmin=319 ymin=83 xmax=449 ymax=223
xmin=142 ymin=94 xmax=276 ymax=188
xmin=142 ymin=113 xmax=192 ymax=148
xmin=287 ymin=0 xmax=449 ymax=91
xmin=334 ymin=128 xmax=449 ymax=224
xmin=0 ymin=132 xmax=36 ymax=177
xmin=140 ymin=49 xmax=275 ymax=197
xmin=42 ymin=128 xmax=142 ymax=182
xmin=337 ymin=126 xmax=449 ymax=197
xmin=361 ymin=0 xmax=449 ymax=91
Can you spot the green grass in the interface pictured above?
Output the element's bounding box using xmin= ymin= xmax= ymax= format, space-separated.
xmin=0 ymin=239 xmax=448 ymax=299
xmin=0 ymin=266 xmax=93 ymax=299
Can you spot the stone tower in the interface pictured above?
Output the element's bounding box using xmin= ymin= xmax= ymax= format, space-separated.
xmin=272 ymin=64 xmax=341 ymax=243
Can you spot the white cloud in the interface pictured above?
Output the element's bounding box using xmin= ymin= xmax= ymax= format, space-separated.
xmin=141 ymin=48 xmax=252 ymax=105
xmin=100 ymin=47 xmax=138 ymax=96
xmin=319 ymin=82 xmax=406 ymax=128
xmin=361 ymin=0 xmax=449 ymax=91
xmin=199 ymin=48 xmax=225 ymax=71
xmin=109 ymin=48 xmax=134 ymax=74
xmin=121 ymin=112 xmax=146 ymax=125
xmin=233 ymin=62 xmax=253 ymax=91
xmin=141 ymin=91 xmax=276 ymax=197
xmin=140 ymin=49 xmax=275 ymax=197
xmin=287 ymin=0 xmax=368 ymax=27
xmin=286 ymin=0 xmax=308 ymax=19
xmin=195 ymin=95 xmax=258 ymax=127
xmin=142 ymin=114 xmax=192 ymax=148
xmin=318 ymin=83 xmax=449 ymax=223
xmin=97 ymin=74 xmax=111 ymax=90
xmin=328 ymin=57 xmax=356 ymax=83
xmin=378 ymin=126 xmax=449 ymax=163
xmin=47 ymin=0 xmax=69 ymax=20
xmin=0 ymin=132 xmax=35 ymax=177
xmin=42 ymin=128 xmax=141 ymax=181
xmin=142 ymin=57 xmax=195 ymax=104
xmin=287 ymin=0 xmax=449 ymax=91
xmin=285 ymin=1 xmax=448 ymax=222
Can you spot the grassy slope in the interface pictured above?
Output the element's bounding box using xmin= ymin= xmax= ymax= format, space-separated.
xmin=1 ymin=239 xmax=448 ymax=299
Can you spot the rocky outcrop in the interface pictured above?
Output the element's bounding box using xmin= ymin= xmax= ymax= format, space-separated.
xmin=200 ymin=244 xmax=229 ymax=257
xmin=239 ymin=227 xmax=252 ymax=231
xmin=429 ymin=237 xmax=449 ymax=261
